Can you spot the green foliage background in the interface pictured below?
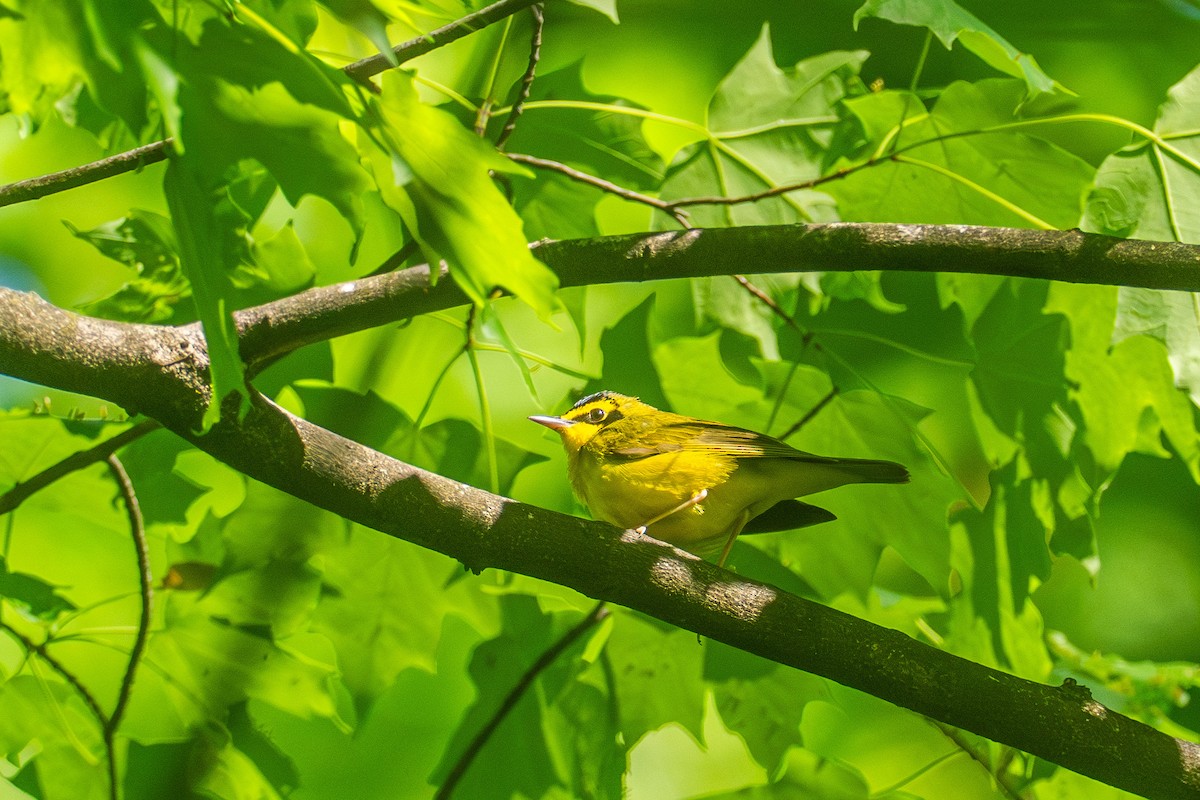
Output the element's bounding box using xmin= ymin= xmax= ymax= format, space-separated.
xmin=1 ymin=0 xmax=1200 ymax=798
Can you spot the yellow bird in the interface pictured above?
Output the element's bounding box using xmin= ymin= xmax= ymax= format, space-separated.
xmin=530 ymin=391 xmax=909 ymax=566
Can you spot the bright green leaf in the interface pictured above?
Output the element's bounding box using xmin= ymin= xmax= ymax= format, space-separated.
xmin=658 ymin=30 xmax=867 ymax=227
xmin=368 ymin=71 xmax=560 ymax=319
xmin=606 ymin=611 xmax=706 ymax=744
xmin=164 ymin=157 xmax=248 ymax=429
xmin=1082 ymin=64 xmax=1200 ymax=242
xmin=831 ymin=80 xmax=1094 ymax=227
xmin=68 ymin=209 xmax=188 ymax=323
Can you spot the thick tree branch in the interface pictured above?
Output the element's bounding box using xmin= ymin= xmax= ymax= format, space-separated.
xmin=230 ymin=223 xmax=1200 ymax=368
xmin=2 ymin=235 xmax=1200 ymax=797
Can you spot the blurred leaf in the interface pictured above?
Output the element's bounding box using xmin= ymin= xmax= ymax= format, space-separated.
xmin=970 ymin=280 xmax=1068 ymax=436
xmin=581 ymin=294 xmax=670 ymax=409
xmin=1113 ymin=287 xmax=1200 ymax=408
xmin=311 ymin=524 xmax=494 ymax=706
xmin=117 ymin=424 xmax=212 ymax=537
xmin=506 ymin=64 xmax=662 ymax=237
xmin=713 ymin=665 xmax=828 ymax=773
xmin=228 ymin=702 xmax=300 ymax=796
xmin=606 ymin=611 xmax=706 ymax=744
xmin=0 ymin=414 xmax=127 ymax=489
xmin=246 ymin=222 xmax=316 ymax=294
xmin=124 ymin=742 xmax=192 ymax=800
xmin=164 ymin=157 xmax=248 ymax=429
xmin=1047 ymin=630 xmax=1200 ymax=718
xmin=286 ymin=382 xmax=408 ymax=451
xmin=854 ymin=0 xmax=1067 ymax=98
xmin=176 ymin=17 xmax=369 ymax=244
xmin=68 ymin=210 xmax=186 ymax=323
xmin=772 ymin=747 xmax=870 ymax=800
xmin=221 ymin=481 xmax=348 ymax=569
xmin=150 ymin=598 xmax=339 ymax=720
xmin=408 ymin=417 xmax=548 ymax=497
xmin=191 ymin=722 xmax=285 ymax=800
xmin=432 ymin=596 xmax=573 ymax=799
xmin=0 ymin=555 xmax=76 ymax=620
xmin=0 ymin=676 xmax=106 ymax=799
xmin=0 ymin=0 xmax=155 ymax=133
xmin=691 ymin=274 xmax=806 ymax=362
xmin=368 ymin=71 xmax=560 ymax=319
xmin=563 ymin=0 xmax=619 ymax=23
xmin=1048 ymin=282 xmax=1200 ymax=480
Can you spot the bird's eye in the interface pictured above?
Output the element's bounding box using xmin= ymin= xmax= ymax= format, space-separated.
xmin=587 ymin=407 xmax=607 ymax=423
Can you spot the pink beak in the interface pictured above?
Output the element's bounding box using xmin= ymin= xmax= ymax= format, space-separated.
xmin=529 ymin=415 xmax=574 ymax=432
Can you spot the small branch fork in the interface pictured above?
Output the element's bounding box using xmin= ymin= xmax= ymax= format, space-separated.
xmin=0 ymin=0 xmax=543 ymax=207
xmin=0 ymin=420 xmax=159 ymax=516
xmin=0 ymin=433 xmax=154 ymax=800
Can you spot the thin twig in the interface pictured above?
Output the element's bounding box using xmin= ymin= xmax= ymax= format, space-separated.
xmin=494 ymin=4 xmax=544 ymax=150
xmin=435 ymin=600 xmax=610 ymax=800
xmin=506 ymin=152 xmax=691 ymax=227
xmin=344 ymin=0 xmax=540 ymax=83
xmin=0 ymin=620 xmax=110 ymax=731
xmin=103 ymin=454 xmax=152 ymax=739
xmin=779 ymin=387 xmax=838 ymax=441
xmin=934 ymin=723 xmax=1026 ymax=800
xmin=730 ymin=274 xmax=801 ymax=331
xmin=0 ymin=0 xmax=540 ymax=207
xmin=0 ymin=141 xmax=171 ymax=208
xmin=0 ymin=420 xmax=160 ymax=516
xmin=666 ymin=168 xmax=855 ymax=210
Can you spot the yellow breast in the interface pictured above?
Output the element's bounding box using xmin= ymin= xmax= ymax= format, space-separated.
xmin=571 ymin=448 xmax=775 ymax=557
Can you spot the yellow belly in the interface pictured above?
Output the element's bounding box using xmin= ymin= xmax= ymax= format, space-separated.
xmin=571 ymin=450 xmax=793 ymax=558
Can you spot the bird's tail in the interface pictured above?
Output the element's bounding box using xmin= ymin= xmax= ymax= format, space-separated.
xmin=838 ymin=458 xmax=910 ymax=484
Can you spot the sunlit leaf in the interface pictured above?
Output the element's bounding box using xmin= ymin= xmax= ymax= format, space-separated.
xmin=830 ymin=80 xmax=1094 ymax=227
xmin=368 ymin=71 xmax=560 ymax=319
xmin=658 ymin=29 xmax=867 ymax=227
xmin=69 ymin=210 xmax=188 ymax=323
xmin=1083 ymin=64 xmax=1200 ymax=242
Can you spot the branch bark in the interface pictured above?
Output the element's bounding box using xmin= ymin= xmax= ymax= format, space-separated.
xmin=231 ymin=223 xmax=1200 ymax=368
xmin=3 ymin=225 xmax=1200 ymax=798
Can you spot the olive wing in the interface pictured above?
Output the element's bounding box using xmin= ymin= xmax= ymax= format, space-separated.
xmin=610 ymin=421 xmax=909 ymax=484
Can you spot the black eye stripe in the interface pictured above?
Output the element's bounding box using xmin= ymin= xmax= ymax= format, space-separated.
xmin=571 ymin=406 xmax=623 ymax=425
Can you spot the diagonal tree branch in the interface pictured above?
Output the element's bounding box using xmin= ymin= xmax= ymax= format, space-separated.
xmin=1 ymin=232 xmax=1200 ymax=798
xmin=342 ymin=0 xmax=541 ymax=83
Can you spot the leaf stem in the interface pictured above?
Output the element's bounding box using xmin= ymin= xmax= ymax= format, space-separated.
xmin=495 ymin=4 xmax=544 ymax=150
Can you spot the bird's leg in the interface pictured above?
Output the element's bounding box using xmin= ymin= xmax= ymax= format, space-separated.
xmin=634 ymin=488 xmax=709 ymax=534
xmin=715 ymin=509 xmax=752 ymax=568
